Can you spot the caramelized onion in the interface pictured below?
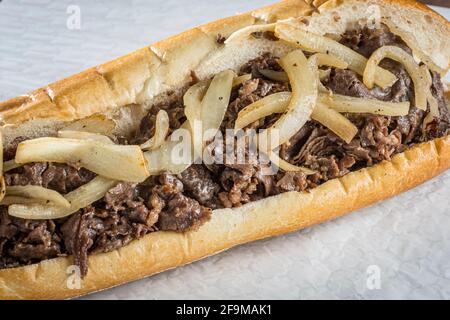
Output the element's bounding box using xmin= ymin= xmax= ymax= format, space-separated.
xmin=15 ymin=138 xmax=149 ymax=182
xmin=140 ymin=110 xmax=170 ymax=150
xmin=258 ymin=69 xmax=289 ymax=82
xmin=319 ymin=94 xmax=410 ymax=116
xmin=58 ymin=130 xmax=114 ymax=144
xmin=8 ymin=176 xmax=117 ymax=220
xmin=269 ymin=151 xmax=316 ymax=175
xmin=184 ymin=82 xmax=207 ymax=161
xmin=259 ymin=49 xmax=318 ymax=151
xmin=382 ymin=20 xmax=446 ymax=75
xmin=5 ymin=185 xmax=70 ymax=208
xmin=144 ymin=70 xmax=234 ymax=174
xmin=232 ymin=74 xmax=252 ymax=87
xmin=363 ymin=46 xmax=427 ymax=110
xmin=274 ymin=22 xmax=397 ymax=88
xmin=235 ymin=92 xmax=357 ymax=143
xmin=3 ymin=159 xmax=21 ymax=172
xmin=225 ymin=23 xmax=276 ymax=44
xmin=421 ymin=65 xmax=440 ymax=129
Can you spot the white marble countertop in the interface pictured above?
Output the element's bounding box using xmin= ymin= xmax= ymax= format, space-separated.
xmin=0 ymin=0 xmax=449 ymax=300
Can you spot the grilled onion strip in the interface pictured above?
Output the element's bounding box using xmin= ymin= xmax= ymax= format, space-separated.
xmin=318 ymin=94 xmax=410 ymax=116
xmin=8 ymin=176 xmax=117 ymax=220
xmin=144 ymin=70 xmax=234 ymax=174
xmin=382 ymin=19 xmax=446 ymax=75
xmin=3 ymin=159 xmax=22 ymax=172
xmin=259 ymin=49 xmax=318 ymax=151
xmin=5 ymin=185 xmax=70 ymax=208
xmin=274 ymin=22 xmax=397 ymax=88
xmin=225 ymin=23 xmax=276 ymax=44
xmin=15 ymin=138 xmax=149 ymax=182
xmin=363 ymin=45 xmax=428 ymax=110
xmin=421 ymin=65 xmax=440 ymax=129
xmin=235 ymin=92 xmax=358 ymax=144
xmin=140 ymin=110 xmax=170 ymax=150
xmin=58 ymin=130 xmax=114 ymax=144
xmin=232 ymin=74 xmax=252 ymax=87
xmin=268 ymin=151 xmax=316 ymax=175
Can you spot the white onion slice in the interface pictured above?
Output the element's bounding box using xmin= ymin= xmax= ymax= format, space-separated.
xmin=1 ymin=196 xmax=48 ymax=206
xmin=421 ymin=65 xmax=440 ymax=129
xmin=319 ymin=94 xmax=410 ymax=116
xmin=8 ymin=176 xmax=117 ymax=220
xmin=184 ymin=82 xmax=207 ymax=161
xmin=363 ymin=46 xmax=427 ymax=110
xmin=274 ymin=22 xmax=397 ymax=88
xmin=259 ymin=54 xmax=347 ymax=84
xmin=3 ymin=159 xmax=22 ymax=172
xmin=232 ymin=74 xmax=252 ymax=87
xmin=58 ymin=130 xmax=114 ymax=144
xmin=140 ymin=110 xmax=170 ymax=151
xmin=382 ymin=20 xmax=446 ymax=76
xmin=259 ymin=49 xmax=318 ymax=151
xmin=258 ymin=69 xmax=289 ymax=82
xmin=15 ymin=138 xmax=149 ymax=182
xmin=62 ymin=114 xmax=116 ymax=135
xmin=309 ymin=53 xmax=348 ymax=70
xmin=5 ymin=185 xmax=70 ymax=207
xmin=313 ymin=103 xmax=358 ymax=144
xmin=200 ymin=70 xmax=235 ymax=142
xmin=225 ymin=23 xmax=276 ymax=44
xmin=235 ymin=92 xmax=290 ymax=130
xmin=268 ymin=151 xmax=316 ymax=175
xmin=144 ymin=122 xmax=192 ymax=175
xmin=235 ymin=92 xmax=357 ymax=143
xmin=144 ymin=70 xmax=234 ymax=174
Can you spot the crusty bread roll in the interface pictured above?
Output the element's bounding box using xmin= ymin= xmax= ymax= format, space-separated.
xmin=0 ymin=0 xmax=449 ymax=299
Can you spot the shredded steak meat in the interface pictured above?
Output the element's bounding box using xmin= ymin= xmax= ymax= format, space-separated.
xmin=1 ymin=25 xmax=448 ymax=275
xmin=4 ymin=163 xmax=96 ymax=194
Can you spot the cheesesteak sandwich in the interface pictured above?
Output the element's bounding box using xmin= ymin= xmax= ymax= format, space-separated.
xmin=0 ymin=0 xmax=449 ymax=299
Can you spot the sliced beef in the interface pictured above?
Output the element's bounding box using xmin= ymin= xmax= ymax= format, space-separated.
xmin=61 ymin=207 xmax=101 ymax=276
xmin=325 ymin=68 xmax=411 ymax=103
xmin=0 ymin=209 xmax=61 ymax=268
xmin=422 ymin=71 xmax=450 ymax=139
xmin=275 ymin=171 xmax=308 ymax=193
xmin=134 ymin=97 xmax=186 ymax=144
xmin=240 ymin=52 xmax=284 ymax=79
xmin=178 ymin=165 xmax=220 ymax=206
xmin=222 ymin=77 xmax=288 ymax=130
xmin=340 ymin=23 xmax=411 ymax=58
xmin=157 ymin=193 xmax=211 ymax=232
xmin=150 ymin=173 xmax=212 ymax=232
xmin=4 ymin=136 xmax=28 ymax=161
xmin=5 ymin=163 xmax=95 ymax=194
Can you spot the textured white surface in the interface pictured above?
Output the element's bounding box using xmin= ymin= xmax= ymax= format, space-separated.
xmin=0 ymin=0 xmax=449 ymax=300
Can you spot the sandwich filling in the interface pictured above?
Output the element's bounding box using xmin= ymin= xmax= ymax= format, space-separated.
xmin=0 ymin=23 xmax=449 ymax=276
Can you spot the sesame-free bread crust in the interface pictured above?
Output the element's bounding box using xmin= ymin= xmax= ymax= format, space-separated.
xmin=0 ymin=0 xmax=449 ymax=299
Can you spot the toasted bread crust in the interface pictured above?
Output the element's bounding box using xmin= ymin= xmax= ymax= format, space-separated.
xmin=0 ymin=0 xmax=449 ymax=299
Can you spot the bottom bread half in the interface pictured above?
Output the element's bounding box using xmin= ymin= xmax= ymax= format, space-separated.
xmin=0 ymin=135 xmax=448 ymax=299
